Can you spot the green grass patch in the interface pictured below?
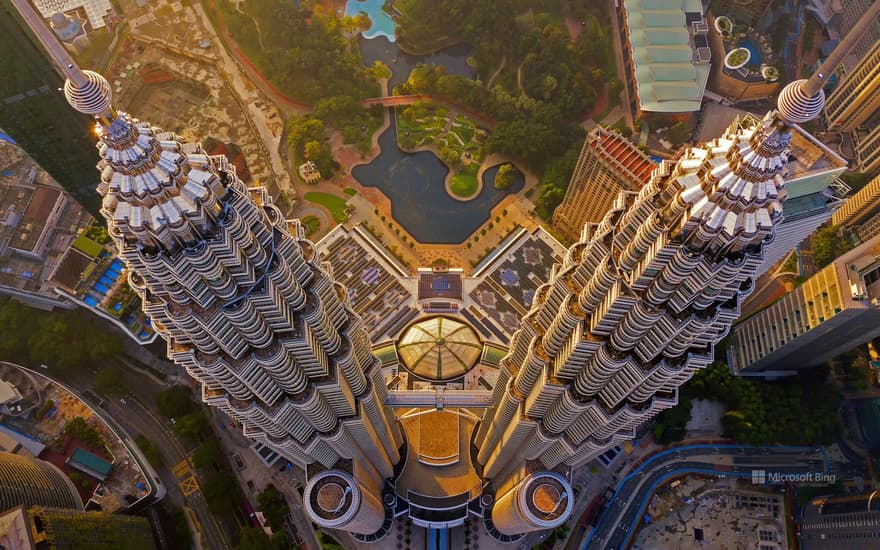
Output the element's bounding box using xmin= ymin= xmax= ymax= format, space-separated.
xmin=449 ymin=163 xmax=480 ymax=198
xmin=72 ymin=234 xmax=104 ymax=258
xmin=343 ymin=188 xmax=357 ymax=196
xmin=303 ymin=192 xmax=349 ymax=223
xmin=301 ymin=215 xmax=320 ymax=236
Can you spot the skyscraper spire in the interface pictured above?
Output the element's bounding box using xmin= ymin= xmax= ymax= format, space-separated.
xmin=474 ymin=5 xmax=880 ymax=536
xmin=10 ymin=0 xmax=402 ymax=537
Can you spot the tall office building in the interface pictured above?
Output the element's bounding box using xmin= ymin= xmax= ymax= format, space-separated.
xmin=0 ymin=452 xmax=82 ymax=510
xmin=474 ymin=11 xmax=880 ymax=527
xmin=10 ymin=0 xmax=401 ymax=537
xmin=552 ymin=127 xmax=655 ymax=242
xmin=825 ymin=38 xmax=880 ymax=133
xmin=833 ymin=173 xmax=880 ymax=229
xmin=855 ymin=122 xmax=880 ymax=175
xmin=729 ymin=234 xmax=880 ymax=377
xmin=0 ymin=0 xmax=101 ymax=215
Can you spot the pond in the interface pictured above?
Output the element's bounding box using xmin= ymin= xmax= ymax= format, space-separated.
xmin=740 ymin=38 xmax=762 ymax=66
xmin=345 ymin=0 xmax=396 ymax=41
xmin=351 ymin=112 xmax=523 ymax=244
xmin=358 ymin=35 xmax=475 ymax=90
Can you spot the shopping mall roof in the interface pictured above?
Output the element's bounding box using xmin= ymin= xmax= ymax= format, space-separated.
xmin=397 ymin=316 xmax=482 ymax=381
xmin=623 ymin=0 xmax=711 ymax=112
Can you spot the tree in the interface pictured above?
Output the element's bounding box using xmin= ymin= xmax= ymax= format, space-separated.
xmin=156 ymin=386 xmax=196 ymax=418
xmin=439 ymin=146 xmax=460 ymax=167
xmin=314 ymin=95 xmax=365 ymax=128
xmin=666 ymin=121 xmax=692 ymax=147
xmin=493 ymin=163 xmax=517 ymax=189
xmin=304 ymin=140 xmax=323 ymax=160
xmin=192 ymin=439 xmax=223 ymax=470
xmin=63 ymin=417 xmax=106 ymax=451
xmin=286 ymin=117 xmax=325 ymax=154
xmin=257 ymin=484 xmax=290 ymax=530
xmin=203 ymin=471 xmax=240 ymax=516
xmin=173 ymin=411 xmax=211 ymax=441
xmin=813 ymin=225 xmax=850 ymax=268
xmin=94 ymin=367 xmax=126 ymax=395
xmin=135 ymin=434 xmax=164 ymax=468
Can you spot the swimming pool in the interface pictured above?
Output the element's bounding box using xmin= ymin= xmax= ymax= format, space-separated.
xmin=345 ymin=0 xmax=396 ymax=42
xmin=740 ymin=39 xmax=762 ymax=66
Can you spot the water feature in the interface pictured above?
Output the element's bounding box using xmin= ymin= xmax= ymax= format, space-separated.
xmin=358 ymin=36 xmax=474 ymax=90
xmin=351 ymin=113 xmax=523 ymax=244
xmin=740 ymin=38 xmax=762 ymax=66
xmin=345 ymin=0 xmax=396 ymax=41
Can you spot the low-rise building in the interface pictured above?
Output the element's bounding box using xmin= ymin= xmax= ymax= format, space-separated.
xmin=298 ymin=160 xmax=321 ymax=184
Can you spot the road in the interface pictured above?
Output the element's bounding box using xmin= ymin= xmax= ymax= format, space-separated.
xmin=191 ymin=1 xmax=294 ymax=194
xmin=56 ymin=363 xmax=233 ymax=549
xmin=582 ymin=444 xmax=834 ymax=550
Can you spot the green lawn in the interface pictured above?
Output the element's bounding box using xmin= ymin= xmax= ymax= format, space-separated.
xmin=449 ymin=164 xmax=480 ymax=198
xmin=343 ymin=188 xmax=357 ymax=196
xmin=301 ymin=215 xmax=320 ymax=236
xmin=303 ymin=192 xmax=349 ymax=223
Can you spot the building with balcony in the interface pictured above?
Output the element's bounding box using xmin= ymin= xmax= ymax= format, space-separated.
xmin=825 ymin=38 xmax=880 ymax=133
xmin=552 ymin=127 xmax=655 ymax=242
xmin=617 ymin=0 xmax=712 ymax=120
xmin=729 ymin=234 xmax=880 ymax=377
xmin=833 ymin=173 xmax=880 ymax=230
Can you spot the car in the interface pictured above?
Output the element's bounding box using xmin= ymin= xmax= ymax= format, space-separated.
xmin=119 ymin=398 xmax=128 ymax=405
xmin=170 ymin=417 xmax=176 ymax=425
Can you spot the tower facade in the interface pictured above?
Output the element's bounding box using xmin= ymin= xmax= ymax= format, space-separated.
xmin=552 ymin=127 xmax=654 ymax=242
xmin=729 ymin=234 xmax=880 ymax=377
xmin=833 ymin=173 xmax=880 ymax=229
xmin=476 ymin=65 xmax=855 ymax=531
xmin=0 ymin=452 xmax=82 ymax=510
xmin=478 ymin=110 xmax=790 ymax=485
xmin=825 ymin=38 xmax=880 ymax=133
xmin=9 ymin=0 xmax=401 ymax=537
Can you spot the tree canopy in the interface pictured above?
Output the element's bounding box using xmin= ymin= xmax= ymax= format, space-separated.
xmin=493 ymin=163 xmax=517 ymax=189
xmin=0 ymin=297 xmax=123 ymax=371
xmin=156 ymin=385 xmax=196 ymax=419
xmin=214 ymin=0 xmax=378 ymax=103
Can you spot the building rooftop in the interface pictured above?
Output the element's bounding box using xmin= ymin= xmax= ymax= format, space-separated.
xmin=398 ymin=316 xmax=482 ymax=381
xmin=593 ymin=128 xmax=656 ymax=184
xmin=623 ymin=0 xmax=711 ymax=112
xmin=67 ymin=447 xmax=112 ymax=480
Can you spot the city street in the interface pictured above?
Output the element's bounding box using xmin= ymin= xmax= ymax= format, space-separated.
xmin=51 ymin=361 xmax=233 ymax=550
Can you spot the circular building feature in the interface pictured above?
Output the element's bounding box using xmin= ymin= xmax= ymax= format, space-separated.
xmin=397 ymin=316 xmax=482 ymax=381
xmin=0 ymin=452 xmax=83 ymax=510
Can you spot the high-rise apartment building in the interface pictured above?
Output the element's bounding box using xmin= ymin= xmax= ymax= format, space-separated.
xmin=0 ymin=452 xmax=82 ymax=510
xmin=729 ymin=234 xmax=880 ymax=377
xmin=825 ymin=38 xmax=880 ymax=133
xmin=855 ymin=122 xmax=880 ymax=175
xmin=833 ymin=173 xmax=880 ymax=229
xmin=9 ymin=0 xmax=402 ymax=537
xmin=552 ymin=127 xmax=655 ymax=242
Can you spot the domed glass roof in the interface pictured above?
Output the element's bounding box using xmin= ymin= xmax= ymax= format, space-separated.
xmin=397 ymin=316 xmax=482 ymax=381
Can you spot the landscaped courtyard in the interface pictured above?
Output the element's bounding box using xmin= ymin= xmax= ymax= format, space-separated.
xmin=397 ymin=103 xmax=487 ymax=199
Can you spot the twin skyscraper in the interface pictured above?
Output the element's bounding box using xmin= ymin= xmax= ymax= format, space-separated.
xmin=12 ymin=0 xmax=880 ymax=542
